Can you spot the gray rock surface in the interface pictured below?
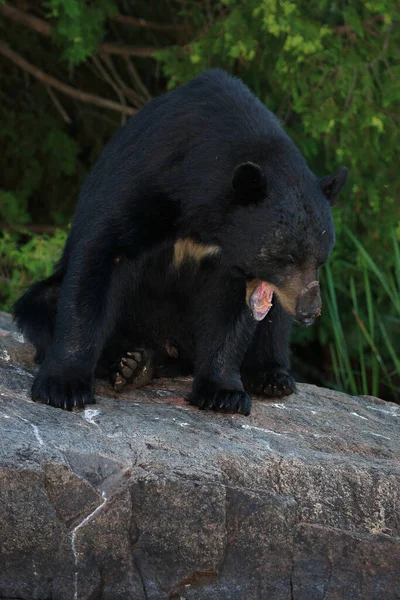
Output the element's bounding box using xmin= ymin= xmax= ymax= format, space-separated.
xmin=0 ymin=310 xmax=18 ymax=337
xmin=0 ymin=325 xmax=399 ymax=600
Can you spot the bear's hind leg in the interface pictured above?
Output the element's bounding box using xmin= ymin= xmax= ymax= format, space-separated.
xmin=109 ymin=349 xmax=155 ymax=391
xmin=104 ymin=346 xmax=192 ymax=391
xmin=13 ymin=272 xmax=62 ymax=363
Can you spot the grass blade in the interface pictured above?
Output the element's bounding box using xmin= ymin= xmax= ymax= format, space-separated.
xmin=325 ymin=263 xmax=358 ymax=395
xmin=345 ymin=227 xmax=400 ymax=312
xmin=352 ymin=309 xmax=392 ymax=386
xmin=363 ymin=268 xmax=379 ymax=396
xmin=392 ymin=232 xmax=400 ymax=295
xmin=378 ymin=318 xmax=400 ymax=374
xmin=350 ymin=276 xmax=368 ymax=395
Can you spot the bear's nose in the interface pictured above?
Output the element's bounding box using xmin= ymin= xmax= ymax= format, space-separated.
xmin=295 ymin=281 xmax=321 ymax=326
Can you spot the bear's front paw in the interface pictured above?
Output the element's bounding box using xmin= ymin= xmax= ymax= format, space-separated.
xmin=31 ymin=367 xmax=94 ymax=410
xmin=262 ymin=370 xmax=296 ymax=397
xmin=189 ymin=379 xmax=251 ymax=416
xmin=244 ymin=368 xmax=295 ymax=398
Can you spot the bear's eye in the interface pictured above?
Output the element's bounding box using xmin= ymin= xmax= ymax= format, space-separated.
xmin=273 ymin=254 xmax=296 ymax=268
xmin=280 ymin=254 xmax=295 ymax=265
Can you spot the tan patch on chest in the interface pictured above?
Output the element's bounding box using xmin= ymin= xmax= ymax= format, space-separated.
xmin=173 ymin=238 xmax=220 ymax=269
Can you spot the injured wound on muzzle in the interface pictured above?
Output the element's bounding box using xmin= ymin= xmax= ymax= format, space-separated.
xmin=246 ymin=280 xmax=274 ymax=321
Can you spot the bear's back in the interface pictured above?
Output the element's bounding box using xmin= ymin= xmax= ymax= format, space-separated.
xmin=92 ymin=70 xmax=287 ymax=170
xmin=76 ymin=70 xmax=303 ymax=218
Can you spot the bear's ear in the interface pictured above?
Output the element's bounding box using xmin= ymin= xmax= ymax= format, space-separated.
xmin=320 ymin=166 xmax=348 ymax=206
xmin=232 ymin=162 xmax=266 ymax=204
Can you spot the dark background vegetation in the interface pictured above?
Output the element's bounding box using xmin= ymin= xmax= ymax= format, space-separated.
xmin=0 ymin=0 xmax=399 ymax=401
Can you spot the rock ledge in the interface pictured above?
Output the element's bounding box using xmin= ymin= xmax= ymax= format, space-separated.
xmin=0 ymin=316 xmax=399 ymax=600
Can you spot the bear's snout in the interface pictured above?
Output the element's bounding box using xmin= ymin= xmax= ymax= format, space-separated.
xmin=295 ymin=281 xmax=321 ymax=325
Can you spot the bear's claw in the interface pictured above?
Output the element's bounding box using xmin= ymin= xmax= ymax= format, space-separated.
xmin=244 ymin=369 xmax=295 ymax=398
xmin=31 ymin=369 xmax=95 ymax=410
xmin=189 ymin=379 xmax=251 ymax=415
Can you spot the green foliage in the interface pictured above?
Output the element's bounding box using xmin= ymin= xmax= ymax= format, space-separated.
xmin=0 ymin=87 xmax=82 ymax=227
xmin=44 ymin=0 xmax=118 ymax=65
xmin=158 ymin=0 xmax=400 ymax=231
xmin=0 ymin=191 xmax=30 ymax=227
xmin=0 ymin=230 xmax=67 ymax=312
xmin=323 ymin=230 xmax=400 ymax=401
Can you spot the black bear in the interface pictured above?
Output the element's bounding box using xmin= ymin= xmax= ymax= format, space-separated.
xmin=14 ymin=69 xmax=347 ymax=415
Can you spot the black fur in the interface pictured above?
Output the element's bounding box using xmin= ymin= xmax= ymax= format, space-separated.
xmin=14 ymin=70 xmax=347 ymax=413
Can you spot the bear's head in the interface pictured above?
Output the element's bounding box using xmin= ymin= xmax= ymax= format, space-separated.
xmin=223 ymin=153 xmax=348 ymax=326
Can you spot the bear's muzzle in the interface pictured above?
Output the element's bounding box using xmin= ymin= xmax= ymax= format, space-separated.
xmin=294 ymin=280 xmax=321 ymax=326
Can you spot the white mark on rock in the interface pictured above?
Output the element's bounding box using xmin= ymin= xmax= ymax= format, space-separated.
xmin=83 ymin=409 xmax=100 ymax=425
xmin=12 ymin=365 xmax=34 ymax=378
xmin=241 ymin=424 xmax=273 ymax=449
xmin=179 ymin=422 xmax=189 ymax=427
xmin=269 ymin=403 xmax=288 ymax=409
xmin=18 ymin=416 xmax=44 ymax=447
xmin=366 ymin=431 xmax=391 ymax=441
xmin=32 ymin=557 xmax=38 ymax=578
xmin=367 ymin=406 xmax=399 ymax=417
xmin=72 ymin=492 xmax=107 ymax=600
xmin=0 ymin=414 xmax=10 ymax=419
xmin=0 ymin=348 xmax=11 ymax=362
xmin=350 ymin=411 xmax=369 ymax=421
xmin=31 ymin=424 xmax=44 ymax=446
xmin=242 ymin=423 xmax=285 ymax=436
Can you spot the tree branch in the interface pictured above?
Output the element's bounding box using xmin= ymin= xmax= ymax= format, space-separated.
xmin=0 ymin=3 xmax=51 ymax=36
xmin=334 ymin=14 xmax=385 ymax=40
xmin=113 ymin=14 xmax=185 ymax=32
xmin=92 ymin=54 xmax=128 ymax=124
xmin=46 ymin=86 xmax=72 ymax=124
xmin=0 ymin=4 xmax=160 ymax=56
xmin=2 ymin=224 xmax=60 ymax=234
xmin=98 ymin=43 xmax=159 ymax=57
xmin=0 ymin=42 xmax=136 ymax=116
xmin=333 ymin=25 xmax=357 ymax=40
xmin=100 ymin=54 xmax=147 ymax=107
xmin=124 ymin=57 xmax=152 ymax=102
